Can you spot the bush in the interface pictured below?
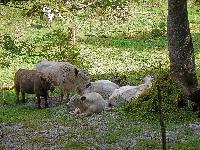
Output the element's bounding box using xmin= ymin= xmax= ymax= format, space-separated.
xmin=0 ymin=34 xmax=36 ymax=67
xmin=0 ymin=29 xmax=90 ymax=69
xmin=35 ymin=28 xmax=86 ymax=68
xmin=123 ymin=72 xmax=184 ymax=121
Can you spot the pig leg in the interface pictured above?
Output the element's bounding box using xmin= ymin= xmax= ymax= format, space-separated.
xmin=21 ymin=92 xmax=26 ymax=103
xmin=59 ymin=85 xmax=64 ymax=102
xmin=44 ymin=96 xmax=49 ymax=108
xmin=66 ymin=92 xmax=69 ymax=102
xmin=76 ymin=87 xmax=83 ymax=95
xmin=37 ymin=95 xmax=41 ymax=109
xmin=61 ymin=92 xmax=64 ymax=102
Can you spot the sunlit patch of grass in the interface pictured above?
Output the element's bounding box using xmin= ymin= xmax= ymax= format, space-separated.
xmin=0 ymin=2 xmax=168 ymax=84
xmin=1 ymin=1 xmax=200 ymax=149
xmin=189 ymin=5 xmax=200 ymax=33
xmin=0 ymin=90 xmax=16 ymax=105
xmin=80 ymin=44 xmax=169 ymax=75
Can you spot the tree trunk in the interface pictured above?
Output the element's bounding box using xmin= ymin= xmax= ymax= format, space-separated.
xmin=167 ymin=0 xmax=198 ymax=95
xmin=68 ymin=27 xmax=76 ymax=45
xmin=157 ymin=82 xmax=167 ymax=150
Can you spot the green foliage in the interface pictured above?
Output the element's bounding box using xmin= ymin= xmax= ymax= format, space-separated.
xmin=0 ymin=90 xmax=16 ymax=106
xmin=0 ymin=105 xmax=51 ymax=124
xmin=0 ymin=1 xmax=200 ymax=149
xmin=0 ymin=34 xmax=36 ymax=67
xmin=0 ymin=29 xmax=87 ymax=69
xmin=97 ymin=0 xmax=128 ymax=9
xmin=193 ymin=0 xmax=200 ymax=5
xmin=35 ymin=28 xmax=86 ymax=68
xmin=123 ymin=72 xmax=188 ymax=123
xmin=170 ymin=137 xmax=200 ymax=150
xmin=1 ymin=0 xmax=28 ymax=4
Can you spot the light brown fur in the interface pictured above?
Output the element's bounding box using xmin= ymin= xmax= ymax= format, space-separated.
xmin=67 ymin=92 xmax=107 ymax=117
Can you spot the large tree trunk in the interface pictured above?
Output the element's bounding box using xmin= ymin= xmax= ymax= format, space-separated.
xmin=167 ymin=0 xmax=198 ymax=95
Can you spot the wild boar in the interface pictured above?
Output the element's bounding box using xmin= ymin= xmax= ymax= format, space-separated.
xmin=36 ymin=60 xmax=90 ymax=101
xmin=14 ymin=69 xmax=53 ymax=108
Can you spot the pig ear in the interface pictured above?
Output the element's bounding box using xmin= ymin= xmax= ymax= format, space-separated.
xmin=74 ymin=68 xmax=79 ymax=76
xmin=81 ymin=96 xmax=86 ymax=101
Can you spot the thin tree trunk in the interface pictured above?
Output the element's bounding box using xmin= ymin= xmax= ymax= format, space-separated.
xmin=157 ymin=82 xmax=167 ymax=150
xmin=167 ymin=0 xmax=198 ymax=95
xmin=68 ymin=27 xmax=76 ymax=45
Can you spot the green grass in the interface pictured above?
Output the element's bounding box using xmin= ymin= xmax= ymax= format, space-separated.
xmin=0 ymin=2 xmax=168 ymax=82
xmin=64 ymin=141 xmax=91 ymax=150
xmin=0 ymin=105 xmax=51 ymax=124
xmin=170 ymin=137 xmax=200 ymax=150
xmin=1 ymin=1 xmax=200 ymax=149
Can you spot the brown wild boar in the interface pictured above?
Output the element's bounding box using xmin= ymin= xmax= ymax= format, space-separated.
xmin=14 ymin=69 xmax=53 ymax=108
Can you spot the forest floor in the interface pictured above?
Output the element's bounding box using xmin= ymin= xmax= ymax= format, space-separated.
xmin=1 ymin=96 xmax=200 ymax=150
xmin=1 ymin=1 xmax=200 ymax=149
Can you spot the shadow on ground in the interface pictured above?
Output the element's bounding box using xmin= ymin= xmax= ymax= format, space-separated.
xmin=80 ymin=34 xmax=167 ymax=51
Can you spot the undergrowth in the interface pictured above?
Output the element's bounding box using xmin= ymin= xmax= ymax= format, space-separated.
xmin=1 ymin=1 xmax=200 ymax=149
xmin=121 ymin=72 xmax=198 ymax=125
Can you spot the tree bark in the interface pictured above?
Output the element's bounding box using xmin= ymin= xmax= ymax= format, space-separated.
xmin=167 ymin=0 xmax=198 ymax=95
xmin=68 ymin=27 xmax=76 ymax=45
